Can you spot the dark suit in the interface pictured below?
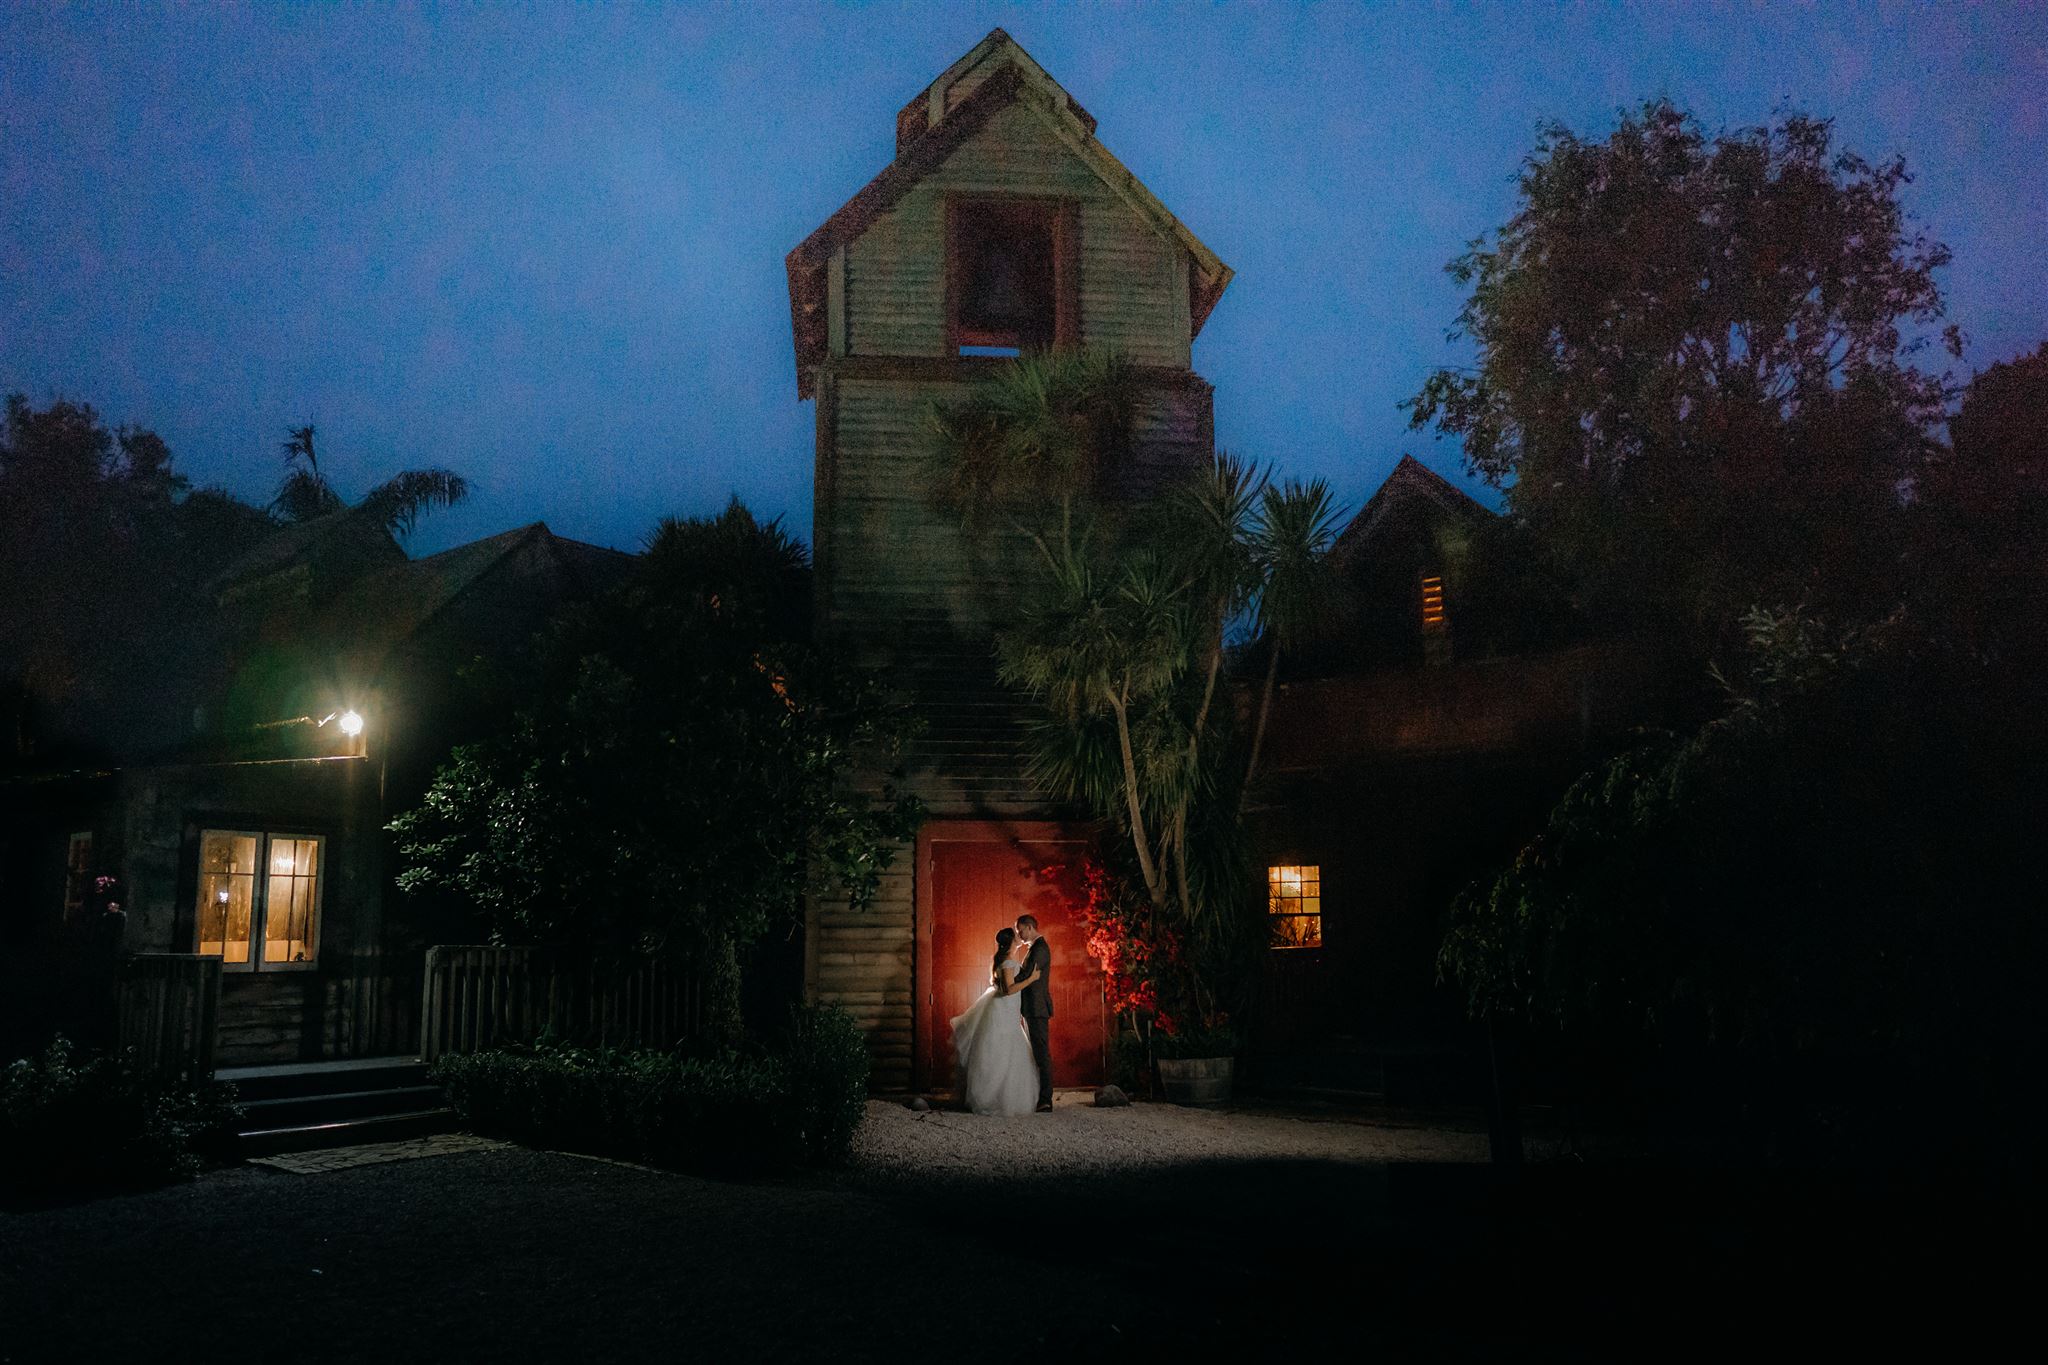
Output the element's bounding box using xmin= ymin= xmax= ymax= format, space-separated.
xmin=1019 ymin=935 xmax=1053 ymax=1106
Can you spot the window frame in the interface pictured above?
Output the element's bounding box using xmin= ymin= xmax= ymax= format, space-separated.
xmin=943 ymin=193 xmax=1080 ymax=356
xmin=1265 ymin=862 xmax=1324 ymax=951
xmin=63 ymin=831 xmax=93 ymax=916
xmin=193 ymin=827 xmax=327 ymax=973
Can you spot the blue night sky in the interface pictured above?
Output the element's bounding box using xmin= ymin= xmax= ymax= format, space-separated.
xmin=4 ymin=3 xmax=2043 ymax=556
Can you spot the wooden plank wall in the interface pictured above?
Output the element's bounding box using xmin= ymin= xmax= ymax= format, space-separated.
xmin=809 ymin=84 xmax=1217 ymax=1090
xmin=215 ymin=971 xmax=354 ymax=1065
xmin=845 ymin=101 xmax=1190 ymax=368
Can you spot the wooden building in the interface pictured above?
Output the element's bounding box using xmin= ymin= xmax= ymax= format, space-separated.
xmin=1246 ymin=457 xmax=1686 ymax=1097
xmin=0 ymin=519 xmax=627 ymax=1065
xmin=786 ymin=30 xmax=1232 ymax=1091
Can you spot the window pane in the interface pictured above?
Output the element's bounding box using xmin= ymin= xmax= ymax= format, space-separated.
xmin=198 ymin=832 xmax=256 ymax=963
xmin=1265 ymin=864 xmax=1323 ymax=949
xmin=262 ymin=836 xmax=320 ymax=965
xmin=1269 ymin=914 xmax=1324 ymax=949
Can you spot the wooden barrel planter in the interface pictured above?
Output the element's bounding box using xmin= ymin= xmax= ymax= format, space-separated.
xmin=1156 ymin=1056 xmax=1234 ymax=1106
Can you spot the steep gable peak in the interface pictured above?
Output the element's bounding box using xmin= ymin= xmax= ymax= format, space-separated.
xmin=784 ymin=29 xmax=1233 ymax=398
xmin=892 ymin=29 xmax=1097 ymax=156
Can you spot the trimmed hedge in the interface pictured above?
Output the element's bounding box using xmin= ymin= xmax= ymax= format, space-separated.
xmin=1 ymin=1036 xmax=243 ymax=1205
xmin=433 ymin=1003 xmax=869 ymax=1174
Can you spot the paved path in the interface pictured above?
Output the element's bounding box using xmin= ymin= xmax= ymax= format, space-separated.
xmin=249 ymin=1133 xmax=510 ymax=1175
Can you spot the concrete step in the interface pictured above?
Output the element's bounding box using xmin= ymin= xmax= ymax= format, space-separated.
xmin=218 ymin=1055 xmax=454 ymax=1155
xmin=239 ymin=1084 xmax=450 ymax=1130
xmin=219 ymin=1055 xmax=430 ymax=1103
xmin=238 ymin=1108 xmax=458 ymax=1158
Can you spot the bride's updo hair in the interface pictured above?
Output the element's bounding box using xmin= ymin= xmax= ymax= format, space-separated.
xmin=991 ymin=927 xmax=1016 ymax=979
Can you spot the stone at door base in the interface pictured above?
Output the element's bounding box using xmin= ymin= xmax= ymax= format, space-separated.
xmin=1093 ymin=1085 xmax=1130 ymax=1107
xmin=905 ymin=1096 xmax=931 ymax=1111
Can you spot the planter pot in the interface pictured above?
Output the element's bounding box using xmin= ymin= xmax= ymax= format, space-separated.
xmin=1155 ymin=1056 xmax=1234 ymax=1107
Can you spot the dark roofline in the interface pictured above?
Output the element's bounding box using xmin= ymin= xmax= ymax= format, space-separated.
xmin=330 ymin=522 xmax=632 ymax=677
xmin=1334 ymin=455 xmax=1494 ymax=558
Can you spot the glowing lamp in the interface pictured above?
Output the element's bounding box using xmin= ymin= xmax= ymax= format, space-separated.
xmin=337 ymin=710 xmax=364 ymax=738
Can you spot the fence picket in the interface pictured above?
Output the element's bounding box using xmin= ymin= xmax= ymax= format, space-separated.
xmin=114 ymin=956 xmax=222 ymax=1076
xmin=417 ymin=948 xmax=702 ymax=1062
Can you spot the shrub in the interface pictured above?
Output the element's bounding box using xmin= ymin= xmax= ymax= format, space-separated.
xmin=780 ymin=1002 xmax=870 ymax=1166
xmin=433 ymin=1005 xmax=871 ymax=1175
xmin=0 ymin=1036 xmax=242 ymax=1204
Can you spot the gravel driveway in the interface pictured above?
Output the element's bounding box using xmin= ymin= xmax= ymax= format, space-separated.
xmin=0 ymin=1099 xmax=2006 ymax=1362
xmin=853 ymin=1093 xmax=1500 ymax=1179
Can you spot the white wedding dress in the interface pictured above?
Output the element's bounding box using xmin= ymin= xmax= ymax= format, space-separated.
xmin=950 ymin=957 xmax=1040 ymax=1116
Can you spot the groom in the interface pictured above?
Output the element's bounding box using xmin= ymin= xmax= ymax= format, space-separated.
xmin=1014 ymin=914 xmax=1054 ymax=1112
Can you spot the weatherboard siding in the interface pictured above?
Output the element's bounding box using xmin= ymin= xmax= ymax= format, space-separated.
xmin=843 ymin=101 xmax=1192 ymax=368
xmin=808 ymin=369 xmax=1211 ymax=1089
xmin=804 ymin=68 xmax=1217 ymax=1090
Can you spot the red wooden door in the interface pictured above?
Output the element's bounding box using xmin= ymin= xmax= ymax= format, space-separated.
xmin=920 ymin=826 xmax=1103 ymax=1092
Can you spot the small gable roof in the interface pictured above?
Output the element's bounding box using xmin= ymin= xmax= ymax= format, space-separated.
xmin=1333 ymin=456 xmax=1494 ymax=566
xmin=784 ymin=29 xmax=1233 ymax=398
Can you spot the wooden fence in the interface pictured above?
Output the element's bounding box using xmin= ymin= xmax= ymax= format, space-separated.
xmin=420 ymin=946 xmax=705 ymax=1064
xmin=116 ymin=954 xmax=221 ymax=1076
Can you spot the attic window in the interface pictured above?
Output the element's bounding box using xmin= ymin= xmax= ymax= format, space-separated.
xmin=1420 ymin=573 xmax=1448 ymax=632
xmin=947 ymin=196 xmax=1077 ymax=356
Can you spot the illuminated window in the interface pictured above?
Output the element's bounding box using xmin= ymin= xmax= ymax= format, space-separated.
xmin=63 ymin=832 xmax=92 ymax=915
xmin=1267 ymin=864 xmax=1323 ymax=949
xmin=947 ymin=197 xmax=1076 ymax=356
xmin=196 ymin=829 xmax=323 ymax=970
xmin=1420 ymin=573 xmax=1447 ymax=632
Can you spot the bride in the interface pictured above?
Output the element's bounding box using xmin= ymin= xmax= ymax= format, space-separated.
xmin=949 ymin=927 xmax=1042 ymax=1115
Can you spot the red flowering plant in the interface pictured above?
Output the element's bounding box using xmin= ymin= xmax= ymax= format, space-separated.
xmin=1061 ymin=855 xmax=1234 ymax=1064
xmin=1074 ymin=856 xmax=1172 ymax=1024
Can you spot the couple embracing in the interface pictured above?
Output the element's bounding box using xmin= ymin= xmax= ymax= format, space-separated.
xmin=949 ymin=914 xmax=1055 ymax=1115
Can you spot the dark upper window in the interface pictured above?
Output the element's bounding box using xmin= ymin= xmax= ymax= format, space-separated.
xmin=947 ymin=197 xmax=1076 ymax=355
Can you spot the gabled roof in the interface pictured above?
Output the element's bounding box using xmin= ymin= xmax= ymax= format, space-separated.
xmin=785 ymin=29 xmax=1233 ymax=398
xmin=206 ymin=509 xmax=405 ymax=606
xmin=1332 ymin=455 xmax=1494 ymax=565
xmin=320 ymin=522 xmax=631 ymax=679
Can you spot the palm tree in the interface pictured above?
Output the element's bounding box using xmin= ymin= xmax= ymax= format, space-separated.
xmin=271 ymin=424 xmax=469 ymax=538
xmin=636 ymin=496 xmax=812 ymax=642
xmin=933 ymin=350 xmax=1344 ymax=1023
xmin=1241 ymin=478 xmax=1345 ymax=807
